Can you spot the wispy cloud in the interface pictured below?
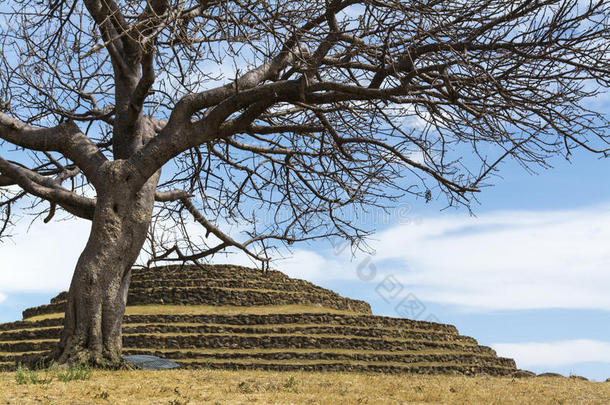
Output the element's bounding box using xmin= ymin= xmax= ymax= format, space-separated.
xmin=371 ymin=204 xmax=610 ymax=311
xmin=279 ymin=203 xmax=610 ymax=311
xmin=492 ymin=339 xmax=610 ymax=367
xmin=0 ymin=292 xmax=5 ymax=304
xmin=0 ymin=219 xmax=90 ymax=293
xmin=3 ymin=202 xmax=610 ymax=313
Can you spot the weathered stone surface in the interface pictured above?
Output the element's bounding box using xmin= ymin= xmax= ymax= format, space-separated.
xmin=123 ymin=349 xmax=516 ymax=368
xmin=0 ymin=341 xmax=56 ymax=353
xmin=178 ymin=361 xmax=515 ymax=376
xmin=25 ymin=286 xmax=373 ymax=318
xmin=123 ymin=313 xmax=459 ymax=334
xmin=121 ymin=334 xmax=496 ymax=355
xmin=119 ymin=324 xmax=474 ymax=343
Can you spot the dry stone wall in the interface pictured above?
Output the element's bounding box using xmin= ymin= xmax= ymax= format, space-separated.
xmin=177 ymin=361 xmax=513 ymax=376
xmin=0 ymin=264 xmax=520 ymax=376
xmin=25 ymin=265 xmax=371 ymax=319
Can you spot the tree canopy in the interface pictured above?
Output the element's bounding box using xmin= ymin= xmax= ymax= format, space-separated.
xmin=1 ymin=0 xmax=609 ymax=265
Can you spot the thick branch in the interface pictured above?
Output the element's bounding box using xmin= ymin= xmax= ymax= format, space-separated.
xmin=0 ymin=157 xmax=96 ymax=220
xmin=0 ymin=175 xmax=14 ymax=187
xmin=154 ymin=189 xmax=192 ymax=202
xmin=0 ymin=113 xmax=107 ymax=185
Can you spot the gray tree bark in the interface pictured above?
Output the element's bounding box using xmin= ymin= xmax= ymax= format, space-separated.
xmin=54 ymin=162 xmax=160 ymax=366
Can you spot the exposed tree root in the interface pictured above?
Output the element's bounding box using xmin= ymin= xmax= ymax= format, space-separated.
xmin=20 ymin=347 xmax=133 ymax=370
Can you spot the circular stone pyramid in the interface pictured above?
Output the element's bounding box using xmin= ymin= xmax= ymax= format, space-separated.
xmin=0 ymin=264 xmax=517 ymax=375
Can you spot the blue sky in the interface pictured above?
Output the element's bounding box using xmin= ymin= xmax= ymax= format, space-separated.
xmin=1 ymin=142 xmax=610 ymax=380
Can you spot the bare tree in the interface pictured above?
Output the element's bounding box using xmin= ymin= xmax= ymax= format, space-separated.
xmin=0 ymin=0 xmax=609 ymax=367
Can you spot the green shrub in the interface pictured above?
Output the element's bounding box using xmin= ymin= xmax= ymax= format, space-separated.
xmin=14 ymin=363 xmax=93 ymax=385
xmin=15 ymin=364 xmax=54 ymax=385
xmin=56 ymin=364 xmax=93 ymax=382
xmin=14 ymin=364 xmax=31 ymax=385
xmin=283 ymin=375 xmax=299 ymax=393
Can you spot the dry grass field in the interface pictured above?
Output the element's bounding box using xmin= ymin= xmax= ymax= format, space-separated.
xmin=1 ymin=369 xmax=609 ymax=405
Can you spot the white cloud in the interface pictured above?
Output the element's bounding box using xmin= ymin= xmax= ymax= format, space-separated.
xmin=0 ymin=292 xmax=5 ymax=303
xmin=0 ymin=185 xmax=23 ymax=194
xmin=277 ymin=250 xmax=344 ymax=282
xmin=0 ymin=219 xmax=90 ymax=292
xmin=492 ymin=340 xmax=610 ymax=367
xmin=371 ymin=205 xmax=610 ymax=310
xmin=279 ymin=203 xmax=610 ymax=311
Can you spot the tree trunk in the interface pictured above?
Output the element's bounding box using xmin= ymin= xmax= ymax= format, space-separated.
xmin=53 ymin=162 xmax=160 ymax=367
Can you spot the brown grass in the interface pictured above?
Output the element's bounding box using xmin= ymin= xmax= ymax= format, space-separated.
xmin=0 ymin=326 xmax=61 ymax=335
xmin=22 ymin=313 xmax=64 ymax=322
xmin=121 ymin=322 xmax=447 ymax=334
xmin=24 ymin=304 xmax=364 ymax=322
xmin=124 ymin=304 xmax=363 ymax=316
xmin=171 ymin=359 xmax=511 ymax=369
xmin=1 ymin=369 xmax=608 ymax=404
xmin=118 ymin=332 xmax=477 ymax=347
xmin=0 ymin=339 xmax=56 ymax=345
xmin=0 ymin=351 xmax=46 ymax=356
xmin=121 ymin=347 xmax=484 ymax=356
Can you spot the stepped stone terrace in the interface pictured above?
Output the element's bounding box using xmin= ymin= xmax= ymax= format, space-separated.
xmin=0 ymin=264 xmax=518 ymax=375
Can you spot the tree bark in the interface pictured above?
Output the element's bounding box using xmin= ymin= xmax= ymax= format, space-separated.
xmin=52 ymin=161 xmax=160 ymax=367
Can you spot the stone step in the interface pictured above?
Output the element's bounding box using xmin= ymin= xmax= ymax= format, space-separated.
xmin=0 ymin=348 xmax=515 ymax=370
xmin=25 ymin=289 xmax=372 ymax=319
xmin=126 ymin=287 xmax=370 ymax=312
xmin=0 ymin=332 xmax=491 ymax=355
xmin=0 ymin=351 xmax=50 ymax=363
xmin=129 ymin=278 xmax=330 ymax=292
xmin=122 ymin=348 xmax=516 ymax=368
xmin=0 ymin=327 xmax=62 ymax=342
xmin=175 ymin=360 xmax=514 ymax=376
xmin=0 ymin=360 xmax=517 ymax=375
xmin=0 ymin=324 xmax=473 ymax=344
xmin=0 ymin=318 xmax=64 ymax=332
xmin=122 ymin=334 xmax=496 ymax=355
xmin=0 ymin=340 xmax=57 ymax=353
xmin=132 ymin=265 xmax=289 ymax=281
xmin=48 ymin=274 xmax=340 ymax=302
xmin=10 ymin=312 xmax=459 ymax=335
xmin=122 ymin=314 xmax=459 ymax=334
xmin=22 ymin=303 xmax=65 ymax=320
xmin=122 ymin=324 xmax=474 ymax=343
xmin=49 ymin=278 xmax=336 ymax=305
